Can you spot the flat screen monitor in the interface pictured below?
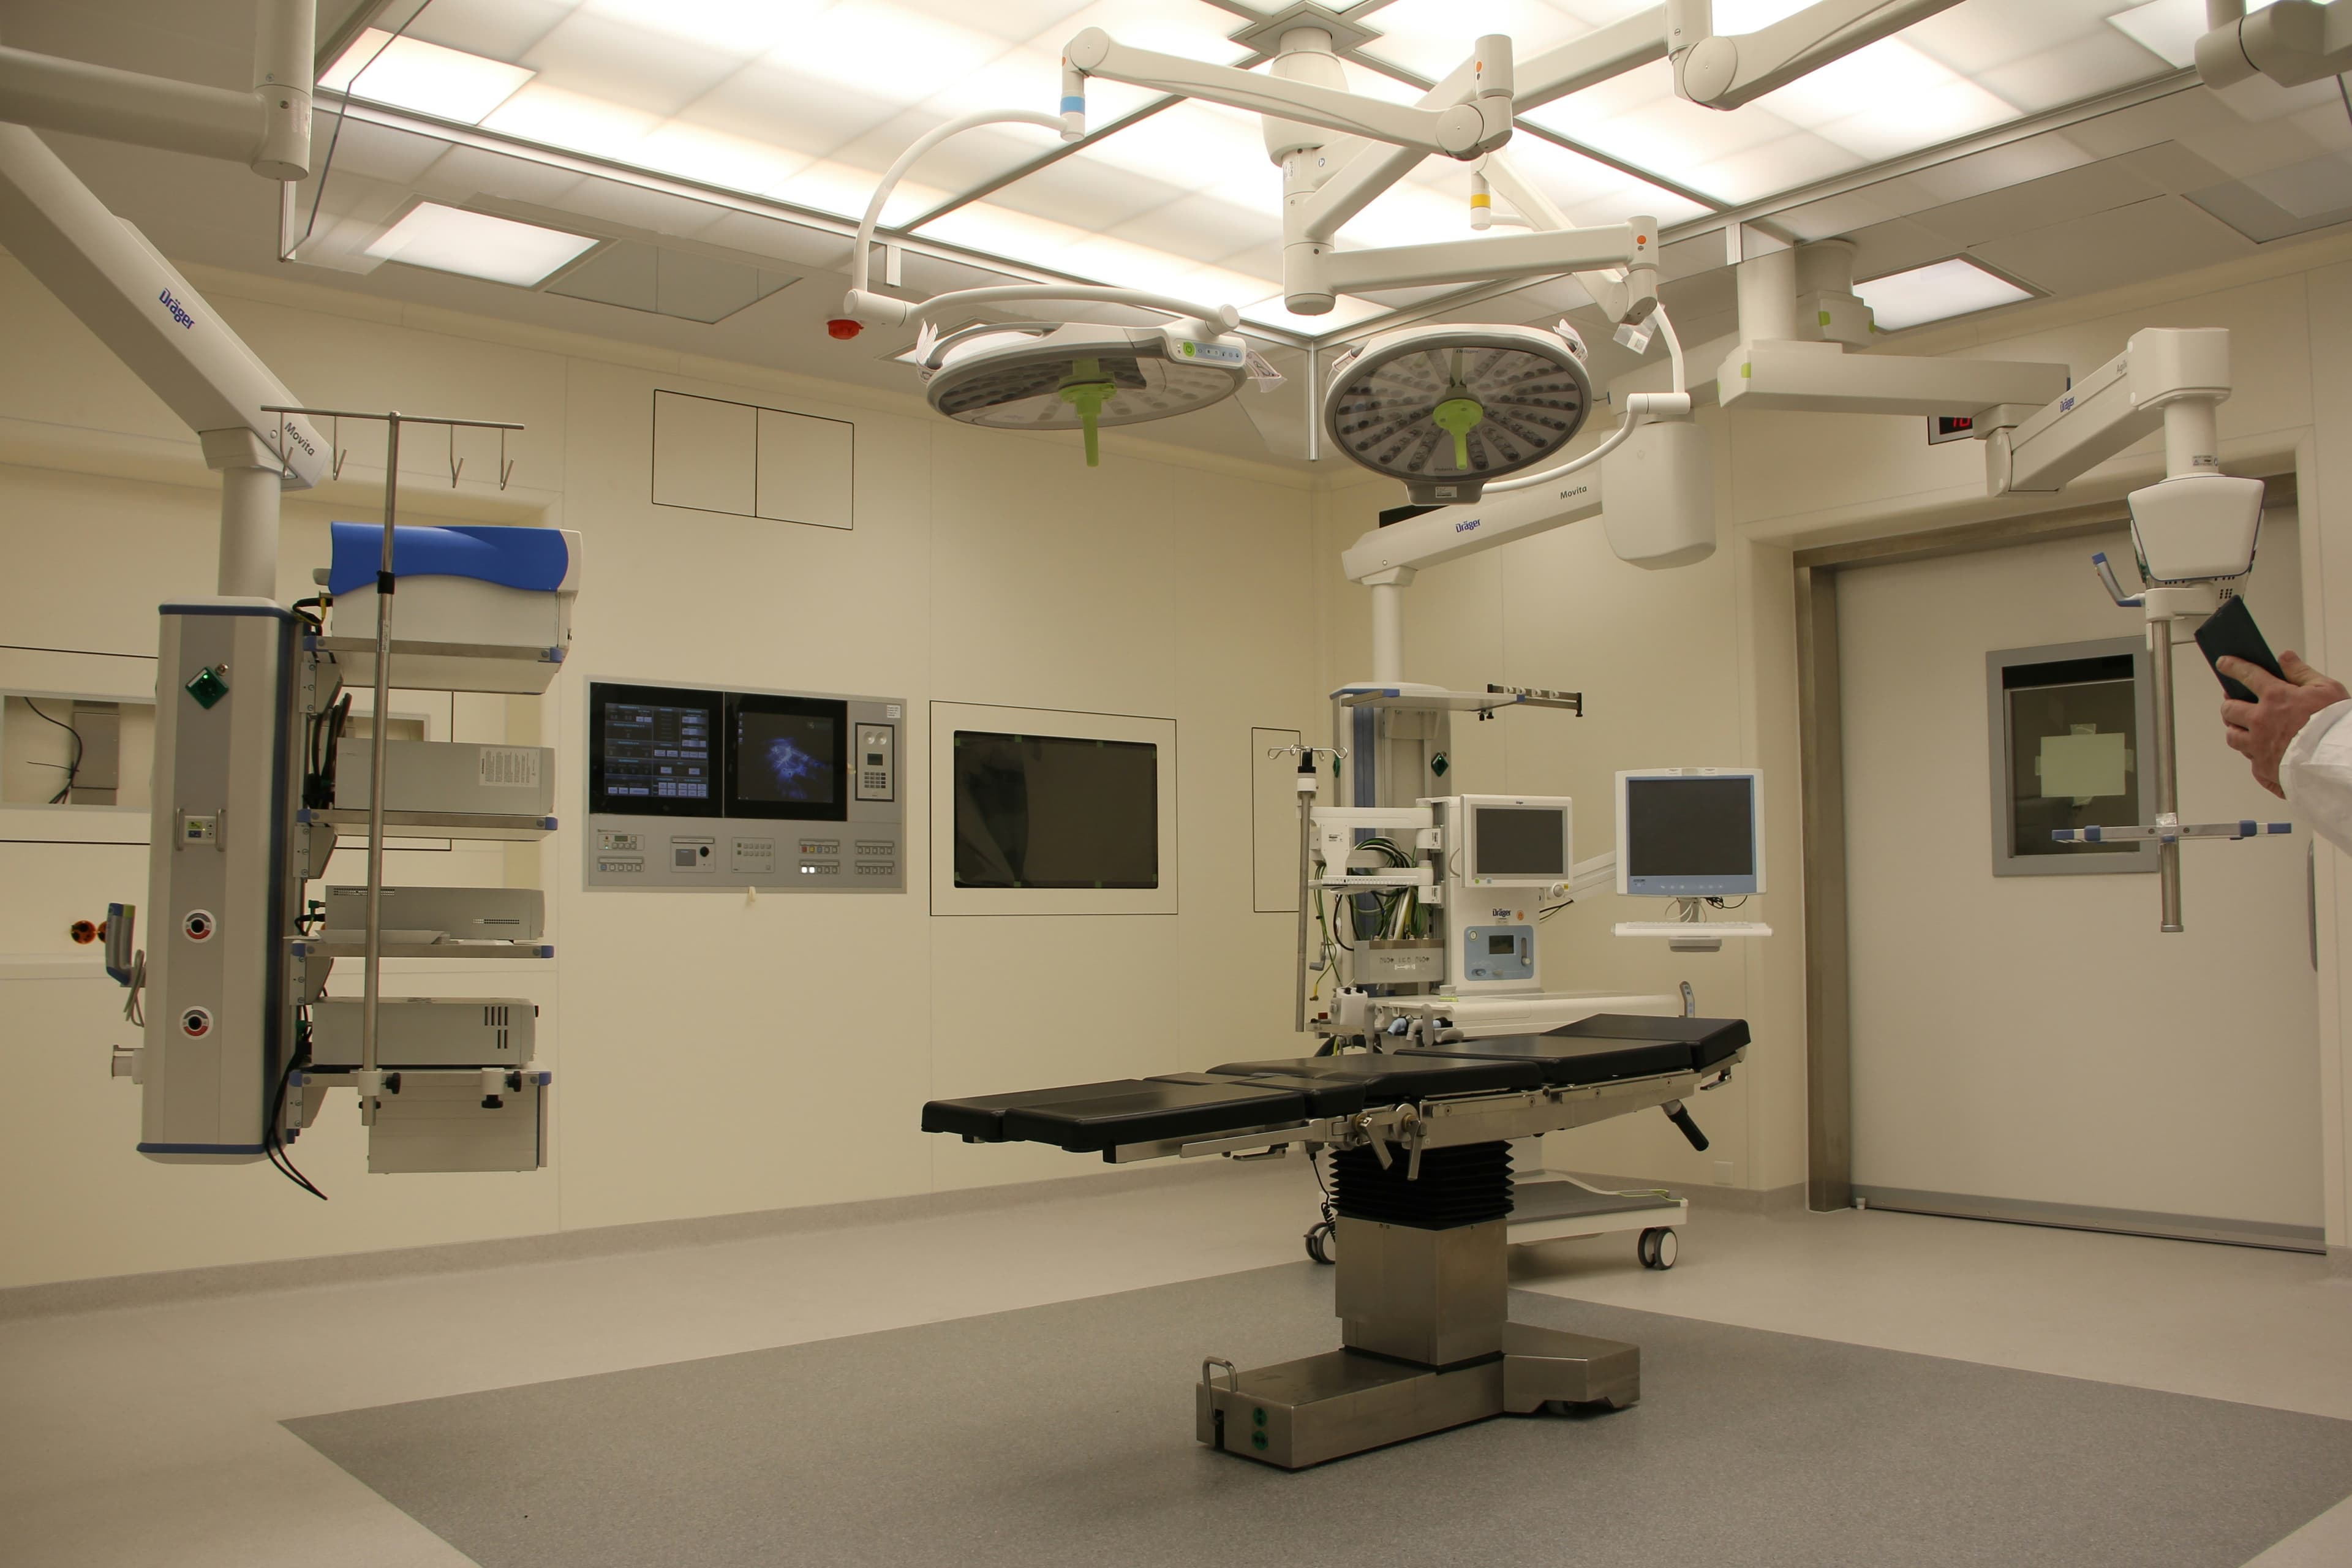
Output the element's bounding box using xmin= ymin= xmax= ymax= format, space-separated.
xmin=1472 ymin=804 xmax=1569 ymax=880
xmin=726 ymin=693 xmax=849 ymax=820
xmin=589 ymin=682 xmax=721 ymax=817
xmin=1616 ymin=770 xmax=1763 ymax=897
xmin=952 ymin=731 xmax=1158 ymax=889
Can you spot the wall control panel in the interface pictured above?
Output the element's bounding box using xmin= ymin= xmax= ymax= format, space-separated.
xmin=583 ymin=679 xmax=906 ymax=893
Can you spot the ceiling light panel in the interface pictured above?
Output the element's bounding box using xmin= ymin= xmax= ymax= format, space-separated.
xmin=322 ymin=30 xmax=535 ymax=124
xmin=1080 ymin=101 xmax=1278 ymax=205
xmin=1854 ymin=256 xmax=2034 ymax=330
xmin=1525 ymin=61 xmax=1863 ymax=203
xmin=576 ymin=0 xmax=835 ymax=58
xmin=365 ymin=202 xmax=600 ymax=285
xmin=631 ymin=121 xmax=813 ymax=197
xmin=1105 ymin=190 xmax=1284 ymax=275
xmin=677 ymin=66 xmax=905 ymax=160
xmin=963 ymin=148 xmax=1193 ymax=230
xmin=1353 ymin=0 xmax=1596 ymax=78
xmin=483 ymin=84 xmax=662 ymax=159
xmin=1479 ymin=136 xmax=1715 ymax=227
xmin=1025 ymin=0 xmax=1258 ymax=68
xmin=2108 ymin=0 xmax=2278 ymax=69
xmin=774 ymin=160 xmax=948 ymax=221
xmin=763 ymin=3 xmax=1019 ymax=106
xmin=1751 ymin=39 xmax=2021 ymax=161
xmin=516 ymin=10 xmax=745 ymax=116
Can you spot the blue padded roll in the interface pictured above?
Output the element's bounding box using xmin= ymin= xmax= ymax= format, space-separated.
xmin=329 ymin=522 xmax=570 ymax=595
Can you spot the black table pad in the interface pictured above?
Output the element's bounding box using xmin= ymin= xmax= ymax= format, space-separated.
xmin=1202 ymin=1052 xmax=1544 ymax=1104
xmin=1399 ymin=1014 xmax=1749 ymax=1085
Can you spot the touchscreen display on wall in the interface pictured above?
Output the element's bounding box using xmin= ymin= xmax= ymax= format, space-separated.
xmin=589 ymin=682 xmax=722 ymax=816
xmin=952 ymin=731 xmax=1158 ymax=888
xmin=725 ymin=693 xmax=849 ymax=820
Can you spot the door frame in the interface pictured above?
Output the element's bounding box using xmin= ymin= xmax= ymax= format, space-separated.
xmin=1792 ymin=476 xmax=2300 ymax=1214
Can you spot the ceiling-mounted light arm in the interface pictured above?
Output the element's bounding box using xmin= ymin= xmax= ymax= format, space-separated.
xmin=1477 ymin=152 xmax=1662 ymax=328
xmin=1062 ymin=27 xmax=1517 ymax=161
xmin=0 ymin=0 xmax=314 ymax=179
xmin=1310 ymin=218 xmax=1658 ymax=306
xmin=2193 ymin=0 xmax=2352 ymax=89
xmin=844 ymin=107 xmax=1075 ymax=306
xmin=1284 ymin=13 xmax=1665 ymax=248
xmin=1667 ymin=0 xmax=1966 ymax=109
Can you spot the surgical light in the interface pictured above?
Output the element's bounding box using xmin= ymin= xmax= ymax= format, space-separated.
xmin=1322 ymin=324 xmax=1594 ymax=503
xmin=1853 ymin=257 xmax=2032 ymax=333
xmin=366 ymin=203 xmax=599 ymax=287
xmin=921 ymin=323 xmax=1250 ymax=466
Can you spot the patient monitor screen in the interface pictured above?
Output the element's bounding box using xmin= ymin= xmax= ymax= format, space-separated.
xmin=952 ymin=731 xmax=1158 ymax=889
xmin=727 ymin=695 xmax=849 ymax=820
xmin=1474 ymin=807 xmax=1567 ymax=878
xmin=1624 ymin=775 xmax=1758 ymax=894
xmin=589 ymin=683 xmax=720 ymax=816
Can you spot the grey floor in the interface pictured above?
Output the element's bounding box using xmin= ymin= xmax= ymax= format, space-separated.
xmin=289 ymin=1261 xmax=2352 ymax=1568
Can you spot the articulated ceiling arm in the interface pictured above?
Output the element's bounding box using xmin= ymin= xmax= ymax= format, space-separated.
xmin=1064 ymin=28 xmax=1516 ymax=160
xmin=1668 ymin=0 xmax=1966 ymax=108
xmin=0 ymin=0 xmax=314 ymax=178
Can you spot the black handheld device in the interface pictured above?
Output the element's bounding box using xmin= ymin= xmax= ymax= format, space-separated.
xmin=2194 ymin=595 xmax=2282 ymax=704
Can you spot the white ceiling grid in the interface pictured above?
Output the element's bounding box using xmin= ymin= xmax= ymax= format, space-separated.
xmin=323 ymin=0 xmax=2337 ymax=341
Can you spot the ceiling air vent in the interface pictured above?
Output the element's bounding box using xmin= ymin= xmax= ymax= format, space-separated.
xmin=543 ymin=239 xmax=797 ymax=324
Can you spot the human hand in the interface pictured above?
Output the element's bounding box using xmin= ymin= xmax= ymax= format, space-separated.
xmin=2220 ymin=650 xmax=2350 ymax=798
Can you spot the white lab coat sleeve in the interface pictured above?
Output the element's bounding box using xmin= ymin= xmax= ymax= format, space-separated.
xmin=2279 ymin=699 xmax=2352 ymax=856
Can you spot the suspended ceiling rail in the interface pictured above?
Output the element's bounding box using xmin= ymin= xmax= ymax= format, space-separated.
xmin=318 ymin=56 xmax=2198 ymax=355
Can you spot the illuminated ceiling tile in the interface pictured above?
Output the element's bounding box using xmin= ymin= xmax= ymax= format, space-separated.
xmin=365 ymin=202 xmax=598 ymax=285
xmin=1240 ymin=292 xmax=1390 ymax=331
xmin=1755 ymin=40 xmax=2018 ymax=160
xmin=482 ymin=83 xmax=662 ymax=159
xmin=575 ymin=0 xmax=834 ymax=58
xmin=1855 ymin=255 xmax=2034 ymax=329
xmin=1904 ymin=0 xmax=2117 ymax=75
xmin=1338 ymin=179 xmax=1475 ymax=250
xmin=1492 ymin=135 xmax=1714 ymax=224
xmin=764 ymin=2 xmax=1016 ymax=106
xmin=1681 ymin=130 xmax=1868 ymax=206
xmin=915 ymin=202 xmax=1093 ymax=269
xmin=2108 ymin=0 xmax=2280 ymax=67
xmin=829 ymin=110 xmax=1065 ymax=208
xmin=1107 ymin=190 xmax=1283 ymax=267
xmin=774 ymin=160 xmax=946 ymax=221
xmin=677 ymin=64 xmax=900 ymax=158
xmin=1354 ymin=0 xmax=1592 ymax=78
xmin=517 ymin=13 xmax=744 ymax=117
xmin=1970 ymin=31 xmax=2176 ymax=113
xmin=1080 ymin=101 xmax=1275 ymax=198
xmin=1057 ymin=233 xmax=1244 ymax=297
xmin=1027 ymin=0 xmax=1259 ymax=67
xmin=633 ymin=121 xmax=812 ymax=195
xmin=976 ymin=151 xmax=1192 ymax=230
xmin=920 ymin=45 xmax=1068 ymax=119
xmin=322 ymin=30 xmax=535 ymax=124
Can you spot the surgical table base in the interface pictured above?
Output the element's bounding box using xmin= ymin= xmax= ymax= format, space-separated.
xmin=1199 ymin=1214 xmax=1640 ymax=1468
xmin=923 ymin=1014 xmax=1746 ymax=1469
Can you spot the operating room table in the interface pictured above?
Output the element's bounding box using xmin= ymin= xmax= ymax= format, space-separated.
xmin=923 ymin=1012 xmax=1746 ymax=1468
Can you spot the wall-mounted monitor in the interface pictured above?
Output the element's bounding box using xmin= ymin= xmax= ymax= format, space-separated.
xmin=929 ymin=703 xmax=1177 ymax=916
xmin=725 ymin=692 xmax=848 ymax=821
xmin=588 ymin=682 xmax=720 ymax=817
xmin=1615 ymin=768 xmax=1763 ymax=898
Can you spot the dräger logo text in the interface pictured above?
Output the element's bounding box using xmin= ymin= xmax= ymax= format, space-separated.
xmin=158 ymin=289 xmax=194 ymax=329
xmin=1454 ymin=518 xmax=1482 ymax=533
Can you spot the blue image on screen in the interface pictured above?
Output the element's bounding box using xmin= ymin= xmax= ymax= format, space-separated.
xmin=738 ymin=713 xmax=837 ymax=805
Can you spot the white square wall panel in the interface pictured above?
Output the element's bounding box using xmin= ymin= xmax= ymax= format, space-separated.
xmin=755 ymin=408 xmax=854 ymax=530
xmin=650 ymin=390 xmax=756 ymax=516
